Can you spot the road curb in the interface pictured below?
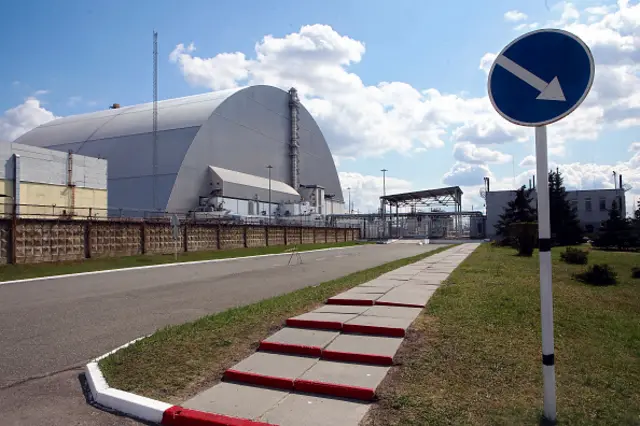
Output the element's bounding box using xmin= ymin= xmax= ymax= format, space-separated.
xmin=85 ymin=340 xmax=281 ymax=425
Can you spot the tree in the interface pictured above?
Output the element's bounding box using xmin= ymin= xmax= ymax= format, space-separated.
xmin=495 ymin=185 xmax=537 ymax=238
xmin=548 ymin=169 xmax=583 ymax=246
xmin=592 ymin=200 xmax=632 ymax=249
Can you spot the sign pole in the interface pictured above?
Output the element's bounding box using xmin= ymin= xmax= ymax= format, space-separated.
xmin=534 ymin=125 xmax=556 ymax=422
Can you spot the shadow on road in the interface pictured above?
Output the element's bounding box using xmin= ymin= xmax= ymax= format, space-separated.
xmin=78 ymin=372 xmax=158 ymax=426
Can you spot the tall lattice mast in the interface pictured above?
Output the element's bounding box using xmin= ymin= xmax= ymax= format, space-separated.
xmin=152 ymin=30 xmax=158 ymax=211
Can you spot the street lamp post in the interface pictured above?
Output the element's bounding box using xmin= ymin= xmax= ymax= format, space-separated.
xmin=381 ymin=169 xmax=388 ymax=238
xmin=266 ymin=165 xmax=273 ymax=223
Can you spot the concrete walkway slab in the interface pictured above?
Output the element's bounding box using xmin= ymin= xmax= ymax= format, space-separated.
xmin=343 ymin=314 xmax=414 ymax=337
xmin=375 ymin=285 xmax=436 ymax=307
xmin=358 ymin=279 xmax=405 ymax=288
xmin=342 ymin=287 xmax=390 ymax=295
xmin=258 ymin=393 xmax=371 ymax=426
xmin=312 ymin=305 xmax=370 ymax=315
xmin=224 ymin=352 xmax=318 ymax=390
xmin=362 ymin=305 xmax=423 ymax=320
xmin=322 ymin=334 xmax=403 ymax=365
xmin=296 ymin=360 xmax=389 ymax=400
xmin=182 ymin=382 xmax=288 ymax=420
xmin=178 ymin=243 xmax=481 ymax=426
xmin=260 ymin=328 xmax=339 ymax=356
xmin=287 ymin=312 xmax=359 ymax=330
xmin=327 ymin=292 xmax=382 ymax=306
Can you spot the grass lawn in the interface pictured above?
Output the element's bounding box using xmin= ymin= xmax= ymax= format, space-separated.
xmin=0 ymin=241 xmax=365 ymax=282
xmin=98 ymin=244 xmax=452 ymax=404
xmin=365 ymin=244 xmax=640 ymax=426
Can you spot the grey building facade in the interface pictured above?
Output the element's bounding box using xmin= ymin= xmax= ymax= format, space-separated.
xmin=486 ymin=188 xmax=626 ymax=238
xmin=14 ymin=85 xmax=344 ymax=216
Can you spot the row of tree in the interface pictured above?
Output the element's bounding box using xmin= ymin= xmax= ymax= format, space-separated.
xmin=495 ymin=169 xmax=640 ymax=250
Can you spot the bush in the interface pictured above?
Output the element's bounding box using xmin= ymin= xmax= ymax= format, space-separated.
xmin=510 ymin=222 xmax=538 ymax=257
xmin=560 ymin=247 xmax=589 ymax=265
xmin=632 ymin=267 xmax=640 ymax=279
xmin=574 ymin=264 xmax=618 ymax=286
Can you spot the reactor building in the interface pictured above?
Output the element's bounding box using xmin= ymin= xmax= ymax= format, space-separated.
xmin=14 ymin=85 xmax=345 ymax=219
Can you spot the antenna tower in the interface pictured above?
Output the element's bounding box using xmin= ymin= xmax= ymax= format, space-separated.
xmin=152 ymin=30 xmax=159 ymax=211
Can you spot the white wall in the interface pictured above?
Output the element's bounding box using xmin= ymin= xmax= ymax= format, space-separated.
xmin=486 ymin=188 xmax=626 ymax=238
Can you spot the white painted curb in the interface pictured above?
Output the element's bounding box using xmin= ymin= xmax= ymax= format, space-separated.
xmin=0 ymin=243 xmax=365 ymax=286
xmin=85 ymin=336 xmax=171 ymax=424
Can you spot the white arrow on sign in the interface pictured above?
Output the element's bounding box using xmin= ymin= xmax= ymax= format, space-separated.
xmin=495 ymin=55 xmax=566 ymax=102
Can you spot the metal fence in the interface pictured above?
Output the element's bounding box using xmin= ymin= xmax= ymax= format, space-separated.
xmin=329 ymin=213 xmax=486 ymax=240
xmin=0 ymin=203 xmax=356 ymax=228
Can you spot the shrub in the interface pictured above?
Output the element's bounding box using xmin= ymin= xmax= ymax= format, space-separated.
xmin=560 ymin=247 xmax=589 ymax=265
xmin=632 ymin=267 xmax=640 ymax=279
xmin=574 ymin=264 xmax=618 ymax=286
xmin=509 ymin=222 xmax=538 ymax=257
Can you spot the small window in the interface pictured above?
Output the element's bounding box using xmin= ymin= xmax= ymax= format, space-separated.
xmin=599 ymin=198 xmax=606 ymax=211
xmin=570 ymin=200 xmax=578 ymax=210
xmin=586 ymin=224 xmax=594 ymax=233
xmin=585 ymin=198 xmax=592 ymax=212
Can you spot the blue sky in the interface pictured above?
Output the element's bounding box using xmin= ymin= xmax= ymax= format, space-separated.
xmin=1 ymin=0 xmax=639 ymax=213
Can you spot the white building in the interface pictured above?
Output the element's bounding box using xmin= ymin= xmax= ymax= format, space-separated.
xmin=15 ymin=85 xmax=345 ymax=218
xmin=485 ymin=188 xmax=626 ymax=238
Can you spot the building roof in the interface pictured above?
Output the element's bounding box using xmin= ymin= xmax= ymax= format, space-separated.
xmin=15 ymin=88 xmax=243 ymax=148
xmin=209 ymin=166 xmax=299 ymax=197
xmin=381 ymin=186 xmax=463 ymax=206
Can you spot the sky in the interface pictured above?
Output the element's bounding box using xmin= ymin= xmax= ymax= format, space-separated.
xmin=0 ymin=0 xmax=639 ymax=215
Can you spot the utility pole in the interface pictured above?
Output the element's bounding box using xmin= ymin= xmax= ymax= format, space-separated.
xmin=152 ymin=30 xmax=158 ymax=211
xmin=381 ymin=169 xmax=388 ymax=239
xmin=347 ymin=187 xmax=351 ymax=214
xmin=267 ymin=165 xmax=273 ymax=223
xmin=381 ymin=169 xmax=388 ymax=197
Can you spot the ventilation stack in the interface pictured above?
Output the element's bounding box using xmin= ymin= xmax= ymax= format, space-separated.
xmin=288 ymin=87 xmax=300 ymax=191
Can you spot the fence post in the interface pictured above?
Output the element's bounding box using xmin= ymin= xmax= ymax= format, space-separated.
xmin=141 ymin=222 xmax=147 ymax=254
xmin=84 ymin=218 xmax=92 ymax=259
xmin=243 ymin=226 xmax=248 ymax=248
xmin=10 ymin=203 xmax=17 ymax=264
xmin=313 ymin=227 xmax=317 ymax=244
xmin=284 ymin=227 xmax=288 ymax=245
xmin=344 ymin=228 xmax=347 ymax=241
xmin=265 ymin=226 xmax=269 ymax=247
xmin=324 ymin=227 xmax=328 ymax=243
xmin=300 ymin=226 xmax=303 ymax=244
xmin=183 ymin=221 xmax=188 ymax=253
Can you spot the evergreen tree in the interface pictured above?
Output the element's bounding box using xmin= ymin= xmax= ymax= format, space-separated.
xmin=593 ymin=200 xmax=632 ymax=249
xmin=548 ymin=169 xmax=583 ymax=245
xmin=495 ymin=185 xmax=537 ymax=237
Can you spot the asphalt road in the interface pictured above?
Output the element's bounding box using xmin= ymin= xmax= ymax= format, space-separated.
xmin=0 ymin=242 xmax=444 ymax=426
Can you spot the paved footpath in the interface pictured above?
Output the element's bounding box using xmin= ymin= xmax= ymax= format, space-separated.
xmin=177 ymin=243 xmax=479 ymax=426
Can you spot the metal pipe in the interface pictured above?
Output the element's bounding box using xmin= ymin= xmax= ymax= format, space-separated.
xmin=267 ymin=165 xmax=273 ymax=223
xmin=288 ymin=88 xmax=300 ymax=190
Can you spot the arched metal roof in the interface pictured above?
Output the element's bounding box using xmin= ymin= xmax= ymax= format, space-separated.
xmin=14 ymin=85 xmax=344 ymax=215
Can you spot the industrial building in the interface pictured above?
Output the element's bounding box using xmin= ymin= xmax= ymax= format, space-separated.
xmin=330 ymin=186 xmax=487 ymax=240
xmin=15 ymin=85 xmax=345 ymax=219
xmin=0 ymin=142 xmax=107 ymax=218
xmin=485 ymin=183 xmax=627 ymax=239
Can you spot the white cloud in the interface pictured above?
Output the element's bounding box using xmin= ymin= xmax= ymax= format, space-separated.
xmin=629 ymin=142 xmax=640 ymax=152
xmin=167 ymin=2 xmax=638 ymax=162
xmin=504 ymin=10 xmax=528 ymax=22
xmin=443 ymin=162 xmax=493 ymax=187
xmin=0 ymin=98 xmax=57 ymax=142
xmin=338 ymin=171 xmax=412 ymax=213
xmin=519 ymin=155 xmax=536 ymax=167
xmin=514 ymin=22 xmax=540 ymax=31
xmin=453 ymin=142 xmax=511 ymax=164
xmin=33 ymin=89 xmax=49 ymax=96
xmin=170 ymin=43 xmax=252 ymax=91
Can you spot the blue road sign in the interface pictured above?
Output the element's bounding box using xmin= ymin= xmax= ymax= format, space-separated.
xmin=488 ymin=29 xmax=595 ymax=127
